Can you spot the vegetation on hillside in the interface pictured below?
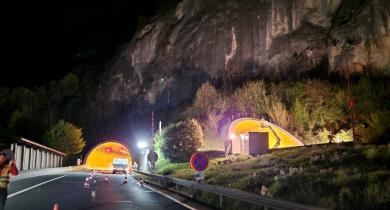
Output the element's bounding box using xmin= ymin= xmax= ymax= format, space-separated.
xmin=184 ymin=82 xmax=226 ymax=150
xmin=182 ymin=76 xmax=389 ymax=147
xmin=153 ymin=75 xmax=389 ymax=209
xmin=0 ymin=69 xmax=100 ymax=147
xmin=155 ymin=144 xmax=390 ymax=210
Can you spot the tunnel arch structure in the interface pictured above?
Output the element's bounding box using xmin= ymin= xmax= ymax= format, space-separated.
xmin=228 ymin=118 xmax=303 ymax=149
xmin=85 ymin=140 xmax=133 ymax=170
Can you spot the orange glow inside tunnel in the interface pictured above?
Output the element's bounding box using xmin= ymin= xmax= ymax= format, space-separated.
xmin=230 ymin=118 xmax=303 ymax=148
xmin=85 ymin=141 xmax=133 ymax=171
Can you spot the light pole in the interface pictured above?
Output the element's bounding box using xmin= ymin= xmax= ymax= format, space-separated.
xmin=137 ymin=141 xmax=148 ymax=172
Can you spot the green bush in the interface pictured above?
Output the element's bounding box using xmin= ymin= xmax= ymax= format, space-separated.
xmin=363 ymin=146 xmax=390 ymax=166
xmin=367 ymin=170 xmax=390 ymax=183
xmin=337 ymin=187 xmax=356 ymax=210
xmin=159 ymin=119 xmax=204 ymax=162
xmin=363 ymin=182 xmax=390 ymax=210
xmin=269 ymin=174 xmax=336 ymax=208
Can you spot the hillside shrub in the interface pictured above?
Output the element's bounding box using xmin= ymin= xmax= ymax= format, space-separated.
xmin=158 ymin=119 xmax=204 ymax=162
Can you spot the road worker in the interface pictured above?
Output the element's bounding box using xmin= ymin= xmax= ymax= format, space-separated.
xmin=90 ymin=179 xmax=97 ymax=201
xmin=140 ymin=176 xmax=144 ymax=188
xmin=0 ymin=151 xmax=18 ymax=210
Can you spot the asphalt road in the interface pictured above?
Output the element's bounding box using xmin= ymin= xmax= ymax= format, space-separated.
xmin=5 ymin=172 xmax=192 ymax=210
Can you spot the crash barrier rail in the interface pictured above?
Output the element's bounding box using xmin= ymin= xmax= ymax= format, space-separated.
xmin=11 ymin=165 xmax=86 ymax=181
xmin=133 ymin=170 xmax=329 ymax=210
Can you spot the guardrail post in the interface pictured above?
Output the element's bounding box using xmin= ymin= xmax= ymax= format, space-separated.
xmin=30 ymin=148 xmax=35 ymax=170
xmin=190 ymin=186 xmax=194 ymax=198
xmin=132 ymin=170 xmax=330 ymax=210
xmin=219 ymin=194 xmax=223 ymax=209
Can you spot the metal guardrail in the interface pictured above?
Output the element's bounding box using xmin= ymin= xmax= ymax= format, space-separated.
xmin=133 ymin=170 xmax=329 ymax=210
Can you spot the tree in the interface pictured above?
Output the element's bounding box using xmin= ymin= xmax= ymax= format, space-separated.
xmin=185 ymin=82 xmax=225 ymax=118
xmin=232 ymin=80 xmax=266 ymax=115
xmin=353 ymin=77 xmax=390 ymax=143
xmin=5 ymin=87 xmax=44 ymax=139
xmin=357 ymin=110 xmax=390 ymax=143
xmin=264 ymin=97 xmax=291 ymax=129
xmin=160 ymin=119 xmax=204 ymax=162
xmin=287 ymin=80 xmax=349 ymax=144
xmin=232 ymin=80 xmax=292 ymax=129
xmin=184 ymin=82 xmax=226 ymax=149
xmin=44 ymin=120 xmax=85 ymax=155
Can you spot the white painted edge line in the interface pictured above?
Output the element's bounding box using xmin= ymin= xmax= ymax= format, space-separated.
xmin=143 ymin=183 xmax=198 ymax=210
xmin=7 ymin=175 xmax=68 ymax=199
xmin=94 ymin=201 xmax=133 ymax=203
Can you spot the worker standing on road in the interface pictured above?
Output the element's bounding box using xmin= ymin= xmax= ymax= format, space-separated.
xmin=139 ymin=176 xmax=144 ymax=188
xmin=0 ymin=151 xmax=19 ymax=210
xmin=90 ymin=179 xmax=97 ymax=201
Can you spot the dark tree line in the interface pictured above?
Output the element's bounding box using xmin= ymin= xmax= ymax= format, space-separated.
xmin=0 ymin=66 xmax=101 ymax=152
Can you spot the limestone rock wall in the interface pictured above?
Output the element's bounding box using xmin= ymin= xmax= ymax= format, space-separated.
xmin=100 ymin=0 xmax=389 ymax=118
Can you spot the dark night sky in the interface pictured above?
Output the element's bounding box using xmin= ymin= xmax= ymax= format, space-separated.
xmin=1 ymin=0 xmax=175 ymax=87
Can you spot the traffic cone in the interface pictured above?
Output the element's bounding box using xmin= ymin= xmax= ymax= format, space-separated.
xmin=53 ymin=203 xmax=59 ymax=210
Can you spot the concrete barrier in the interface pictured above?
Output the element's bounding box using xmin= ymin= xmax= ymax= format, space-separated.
xmin=10 ymin=165 xmax=86 ymax=181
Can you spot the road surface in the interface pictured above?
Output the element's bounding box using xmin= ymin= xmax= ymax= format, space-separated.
xmin=6 ymin=171 xmax=196 ymax=210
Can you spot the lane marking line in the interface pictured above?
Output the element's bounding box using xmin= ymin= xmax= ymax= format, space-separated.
xmin=140 ymin=181 xmax=198 ymax=210
xmin=8 ymin=175 xmax=68 ymax=199
xmin=94 ymin=201 xmax=133 ymax=203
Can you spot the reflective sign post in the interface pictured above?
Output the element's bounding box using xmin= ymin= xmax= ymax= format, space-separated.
xmin=190 ymin=152 xmax=209 ymax=183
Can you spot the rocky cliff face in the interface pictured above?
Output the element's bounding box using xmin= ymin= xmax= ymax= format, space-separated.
xmin=328 ymin=0 xmax=390 ymax=74
xmin=98 ymin=0 xmax=390 ymax=136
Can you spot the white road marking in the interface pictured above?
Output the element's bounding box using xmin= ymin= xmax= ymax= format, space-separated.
xmin=7 ymin=175 xmax=67 ymax=198
xmin=94 ymin=201 xmax=133 ymax=203
xmin=132 ymin=176 xmax=197 ymax=210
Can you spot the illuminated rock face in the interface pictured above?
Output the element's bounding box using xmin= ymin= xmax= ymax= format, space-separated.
xmin=98 ymin=0 xmax=390 ymax=141
xmin=229 ymin=118 xmax=303 ymax=149
xmin=102 ymin=0 xmax=389 ymax=109
xmin=85 ymin=141 xmax=132 ymax=171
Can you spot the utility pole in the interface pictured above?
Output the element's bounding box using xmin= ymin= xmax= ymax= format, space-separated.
xmin=151 ymin=110 xmax=155 ymax=148
xmin=159 ymin=121 xmax=162 ymax=135
xmin=346 ymin=59 xmax=360 ymax=145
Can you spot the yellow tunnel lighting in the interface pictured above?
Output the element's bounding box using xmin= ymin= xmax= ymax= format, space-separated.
xmin=85 ymin=141 xmax=133 ymax=171
xmin=229 ymin=118 xmax=303 ymax=148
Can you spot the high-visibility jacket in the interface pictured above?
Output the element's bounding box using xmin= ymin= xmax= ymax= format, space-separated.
xmin=0 ymin=163 xmax=18 ymax=189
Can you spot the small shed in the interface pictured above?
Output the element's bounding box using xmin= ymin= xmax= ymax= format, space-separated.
xmin=225 ymin=118 xmax=303 ymax=156
xmin=231 ymin=132 xmax=269 ymax=155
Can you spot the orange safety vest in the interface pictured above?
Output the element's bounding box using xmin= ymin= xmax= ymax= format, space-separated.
xmin=0 ymin=164 xmax=11 ymax=188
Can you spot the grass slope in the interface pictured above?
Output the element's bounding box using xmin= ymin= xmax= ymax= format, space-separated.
xmin=155 ymin=144 xmax=390 ymax=210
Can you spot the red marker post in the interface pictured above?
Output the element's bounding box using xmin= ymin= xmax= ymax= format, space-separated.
xmin=53 ymin=203 xmax=59 ymax=210
xmin=348 ymin=98 xmax=355 ymax=109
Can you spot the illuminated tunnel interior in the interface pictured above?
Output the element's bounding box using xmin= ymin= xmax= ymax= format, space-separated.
xmin=85 ymin=141 xmax=133 ymax=171
xmin=229 ymin=118 xmax=303 ymax=148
